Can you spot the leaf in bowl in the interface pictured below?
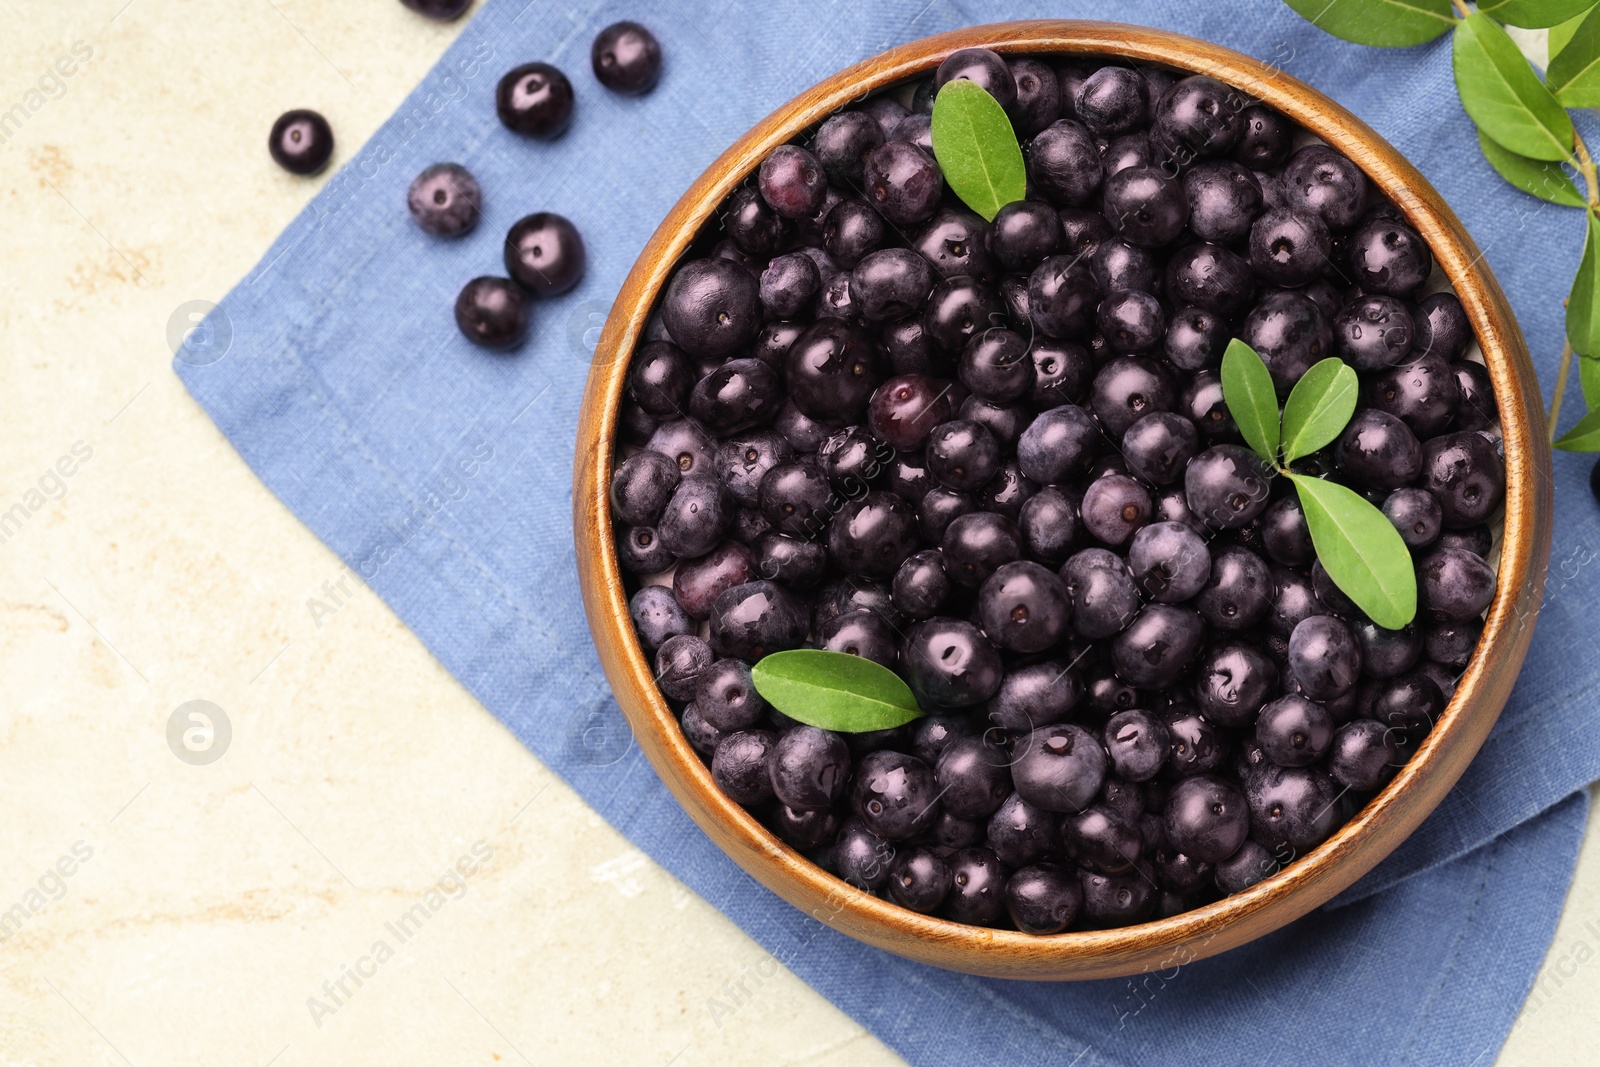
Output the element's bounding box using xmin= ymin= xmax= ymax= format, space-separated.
xmin=930 ymin=78 xmax=1026 ymax=222
xmin=1220 ymin=338 xmax=1281 ymax=464
xmin=1280 ymin=357 xmax=1359 ymax=464
xmin=1289 ymin=472 xmax=1417 ymax=628
xmin=751 ymin=649 xmax=924 ymax=732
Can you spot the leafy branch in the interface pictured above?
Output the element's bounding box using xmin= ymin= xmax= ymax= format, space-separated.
xmin=1283 ymin=0 xmax=1600 ymax=452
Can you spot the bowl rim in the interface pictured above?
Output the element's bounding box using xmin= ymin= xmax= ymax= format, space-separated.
xmin=574 ymin=19 xmax=1553 ymax=980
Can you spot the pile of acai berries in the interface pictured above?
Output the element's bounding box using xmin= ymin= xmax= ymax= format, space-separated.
xmin=610 ymin=47 xmax=1504 ymax=933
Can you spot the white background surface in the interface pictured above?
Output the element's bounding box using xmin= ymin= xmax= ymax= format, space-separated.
xmin=0 ymin=2 xmax=1593 ymax=1063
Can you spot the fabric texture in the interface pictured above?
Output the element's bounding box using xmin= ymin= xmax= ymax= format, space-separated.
xmin=175 ymin=1 xmax=1600 ymax=1063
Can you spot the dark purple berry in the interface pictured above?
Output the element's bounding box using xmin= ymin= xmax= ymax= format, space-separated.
xmin=496 ymin=63 xmax=574 ymax=137
xmin=591 ymin=21 xmax=662 ymax=95
xmin=454 ymin=277 xmax=528 ymax=349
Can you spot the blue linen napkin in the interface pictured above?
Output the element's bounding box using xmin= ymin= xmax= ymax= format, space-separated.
xmin=176 ymin=1 xmax=1600 ymax=1062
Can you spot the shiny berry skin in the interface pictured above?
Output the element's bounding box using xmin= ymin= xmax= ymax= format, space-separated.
xmin=1370 ymin=354 xmax=1460 ymax=439
xmin=629 ymin=585 xmax=692 ymax=652
xmin=959 ymin=328 xmax=1033 ymax=403
xmin=1063 ymin=805 xmax=1142 ymax=873
xmin=755 ymin=254 xmax=817 ymax=320
xmin=1008 ymin=57 xmax=1062 ymax=136
xmin=986 ymin=659 xmax=1083 ymax=734
xmin=654 ymin=634 xmax=713 ymax=701
xmin=1081 ymin=474 xmax=1153 ymax=546
xmin=1248 ymin=764 xmax=1339 ymax=853
xmin=822 ymin=198 xmax=886 ymax=268
xmin=1420 ymin=431 xmax=1504 ymax=528
xmin=813 ymin=111 xmax=884 ymax=187
xmin=1268 ymin=565 xmax=1320 ymax=638
xmin=892 ymin=549 xmax=951 ymax=619
xmin=1334 ymin=293 xmax=1414 ymax=371
xmin=1348 ymin=216 xmax=1431 ymax=298
xmin=935 ymin=736 xmax=1014 ymax=819
xmin=758 ymin=144 xmax=828 ymax=220
xmin=988 ymin=199 xmax=1063 ymax=272
xmin=1185 ymin=445 xmax=1273 ymax=529
xmin=647 ymin=418 xmax=718 ymax=481
xmin=454 ymin=276 xmax=529 ymax=349
xmin=926 ymin=419 xmax=1001 ymax=491
xmin=1163 ymin=774 xmax=1248 ymax=863
xmin=977 ymin=561 xmax=1071 ymax=653
xmin=1260 ymin=496 xmax=1314 ymax=566
xmin=934 ymin=47 xmax=1017 ymax=109
xmin=1080 ymin=864 xmax=1157 ymax=926
xmin=922 ymin=279 xmax=1002 ymax=356
xmin=724 ymin=187 xmax=788 ymax=258
xmin=1091 ymin=356 xmax=1174 ymax=438
xmin=1328 ymin=719 xmax=1400 ymax=791
xmin=758 ymin=459 xmax=832 ymax=537
xmin=979 ymin=461 xmax=1036 ymax=521
xmin=1030 ymin=340 xmax=1093 ymax=408
xmin=707 ymin=580 xmax=809 ymax=661
xmin=1098 ymin=290 xmax=1166 ymax=353
xmin=495 ymin=63 xmax=574 ymax=137
xmin=886 ymin=847 xmax=951 ymax=913
xmin=1027 ymin=255 xmax=1101 ymax=340
xmin=407 ymin=163 xmax=481 ymax=236
xmin=1015 ymin=404 xmax=1097 ymax=485
xmin=1418 ymin=546 xmax=1497 ymax=623
xmin=1005 ymin=864 xmax=1082 ymax=933
xmin=1232 ymin=104 xmax=1293 ymax=169
xmin=1288 ymin=615 xmax=1361 ymax=701
xmin=1255 ymin=694 xmax=1334 ymax=768
xmin=712 ymin=729 xmax=777 ymax=805
xmin=1121 ymin=412 xmax=1198 ymax=487
xmin=687 ymin=358 xmax=781 ymax=435
xmin=1103 ymin=709 xmax=1170 ymax=782
xmin=1242 ymin=290 xmax=1332 ymax=391
xmin=616 ymin=525 xmax=673 ymax=574
xmin=1127 ymin=520 xmax=1210 ymax=604
xmin=663 ymin=258 xmax=762 ymax=360
xmin=628 ymin=340 xmax=693 ymax=416
xmin=1372 ymin=671 xmax=1446 ymax=734
xmin=1282 ymin=144 xmax=1367 ymax=230
xmin=1165 ymin=307 xmax=1229 ymax=372
xmin=1010 ymin=723 xmax=1106 ymax=814
xmin=695 ymin=657 xmax=768 ymax=731
xmin=943 ymin=847 xmax=1008 ymax=925
xmin=1074 ymin=66 xmax=1149 ymax=136
xmin=852 ymin=750 xmax=940 ymax=840
xmin=912 ymin=715 xmax=980 ymax=767
xmin=1453 ymin=362 xmax=1498 ymax=432
xmin=1195 ymin=643 xmax=1278 ymax=726
xmin=1164 ymin=704 xmax=1229 ymax=777
xmin=833 ymin=820 xmax=894 ymax=889
xmin=883 ymin=450 xmax=937 ymax=502
xmin=1101 ymin=165 xmax=1189 ymax=247
xmin=828 ymin=492 xmax=918 ymax=579
xmin=862 ymin=140 xmax=942 ymax=225
xmin=918 ymin=487 xmax=974 ymax=543
xmin=1214 ymin=840 xmax=1277 ymax=894
xmin=1112 ymin=604 xmax=1205 ymax=689
xmin=1058 ymin=205 xmax=1113 ymax=258
xmin=674 ymin=541 xmax=756 ymax=619
xmin=504 ymin=212 xmax=586 ymax=297
xmin=932 ymin=810 xmax=989 ymax=852
xmin=1414 ymin=292 xmax=1472 ymax=362
xmin=912 ymin=208 xmax=995 ymax=280
xmin=784 ymin=319 xmax=881 ymax=422
xmin=1092 ymin=237 xmax=1162 ymax=295
xmin=1062 ymin=547 xmax=1141 ymax=638
xmin=1019 ymin=486 xmax=1082 ymax=565
xmin=1166 ymin=242 xmax=1256 ymax=318
xmin=866 ymin=374 xmax=956 ymax=451
xmin=1247 ymin=208 xmax=1331 ymax=288
xmin=1335 ymin=408 xmax=1423 ymax=491
xmin=769 ymin=726 xmax=850 ymax=812
xmin=591 ymin=21 xmax=662 ymax=95
xmin=1355 ymin=618 xmax=1423 ymax=678
xmin=1180 ymin=161 xmax=1261 ymax=244
xmin=849 ymin=249 xmax=934 ymax=323
xmin=1152 ymin=75 xmax=1245 ymax=160
xmin=656 ymin=476 xmax=730 ymax=559
xmin=902 ymin=617 xmax=1004 ymax=709
xmin=269 ymin=109 xmax=334 ymax=175
xmin=1102 ymin=131 xmax=1157 ymax=176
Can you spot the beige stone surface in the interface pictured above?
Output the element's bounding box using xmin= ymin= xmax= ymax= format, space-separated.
xmin=0 ymin=3 xmax=1589 ymax=1064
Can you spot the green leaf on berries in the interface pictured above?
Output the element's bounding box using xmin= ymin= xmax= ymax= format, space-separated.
xmin=1477 ymin=0 xmax=1597 ymax=29
xmin=930 ymin=79 xmax=1026 ymax=222
xmin=1282 ymin=0 xmax=1456 ymax=46
xmin=1477 ymin=130 xmax=1587 ymax=205
xmin=750 ymin=649 xmax=924 ymax=733
xmin=1280 ymin=358 xmax=1360 ymax=463
xmin=1289 ymin=473 xmax=1418 ymax=628
xmin=1568 ymin=212 xmax=1600 ymax=356
xmin=1554 ymin=404 xmax=1600 ymax=449
xmin=1547 ymin=4 xmax=1600 ymax=105
xmin=1454 ymin=12 xmax=1575 ymax=161
xmin=1221 ymin=338 xmax=1281 ymax=464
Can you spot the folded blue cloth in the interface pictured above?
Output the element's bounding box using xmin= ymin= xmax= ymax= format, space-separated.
xmin=176 ymin=1 xmax=1600 ymax=1062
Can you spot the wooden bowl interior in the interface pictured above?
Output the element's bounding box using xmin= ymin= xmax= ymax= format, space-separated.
xmin=573 ymin=20 xmax=1553 ymax=980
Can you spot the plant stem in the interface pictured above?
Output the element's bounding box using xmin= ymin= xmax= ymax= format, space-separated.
xmin=1450 ymin=0 xmax=1472 ymax=17
xmin=1550 ymin=338 xmax=1575 ymax=443
xmin=1575 ymin=130 xmax=1600 ymax=211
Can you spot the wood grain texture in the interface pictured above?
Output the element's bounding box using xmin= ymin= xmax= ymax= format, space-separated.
xmin=573 ymin=21 xmax=1554 ymax=980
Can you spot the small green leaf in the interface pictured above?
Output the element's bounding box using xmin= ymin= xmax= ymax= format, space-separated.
xmin=750 ymin=650 xmax=924 ymax=733
xmin=1290 ymin=474 xmax=1418 ymax=628
xmin=1220 ymin=338 xmax=1281 ymax=464
xmin=1477 ymin=0 xmax=1597 ymax=28
xmin=1280 ymin=358 xmax=1360 ymax=464
xmin=930 ymin=79 xmax=1026 ymax=222
xmin=1454 ymin=12 xmax=1575 ymax=161
xmin=1580 ymin=353 xmax=1600 ymax=406
xmin=1549 ymin=8 xmax=1590 ymax=57
xmin=1282 ymin=0 xmax=1456 ymax=46
xmin=1554 ymin=404 xmax=1600 ymax=449
xmin=1547 ymin=4 xmax=1600 ymax=104
xmin=1569 ymin=211 xmax=1600 ymax=356
xmin=1477 ymin=130 xmax=1587 ymax=204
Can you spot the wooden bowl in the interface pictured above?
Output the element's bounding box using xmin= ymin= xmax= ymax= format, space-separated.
xmin=573 ymin=20 xmax=1553 ymax=980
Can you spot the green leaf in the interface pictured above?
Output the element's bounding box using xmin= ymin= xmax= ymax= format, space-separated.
xmin=930 ymin=79 xmax=1026 ymax=222
xmin=1454 ymin=12 xmax=1575 ymax=161
xmin=1281 ymin=0 xmax=1456 ymax=46
xmin=1581 ymin=353 xmax=1600 ymax=406
xmin=750 ymin=650 xmax=924 ymax=733
xmin=1547 ymin=4 xmax=1600 ymax=104
xmin=1220 ymin=338 xmax=1281 ymax=464
xmin=1280 ymin=358 xmax=1360 ymax=463
xmin=1549 ymin=8 xmax=1590 ymax=57
xmin=1289 ymin=474 xmax=1418 ymax=628
xmin=1477 ymin=0 xmax=1597 ymax=28
xmin=1477 ymin=129 xmax=1587 ymax=204
xmin=1554 ymin=404 xmax=1600 ymax=449
xmin=1569 ymin=211 xmax=1600 ymax=356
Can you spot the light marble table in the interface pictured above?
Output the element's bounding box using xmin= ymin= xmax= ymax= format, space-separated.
xmin=0 ymin=3 xmax=1593 ymax=1063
